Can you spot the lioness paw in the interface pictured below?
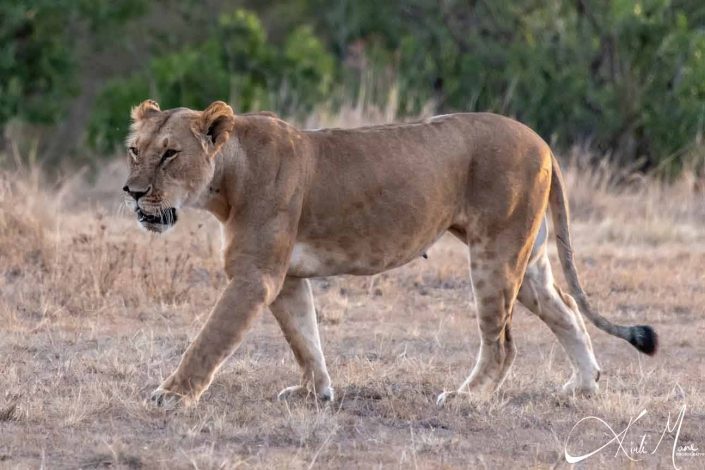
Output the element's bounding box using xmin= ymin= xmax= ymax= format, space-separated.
xmin=277 ymin=385 xmax=334 ymax=402
xmin=436 ymin=390 xmax=456 ymax=407
xmin=147 ymin=387 xmax=183 ymax=410
xmin=436 ymin=390 xmax=475 ymax=407
xmin=319 ymin=386 xmax=334 ymax=402
xmin=561 ymin=378 xmax=599 ymax=397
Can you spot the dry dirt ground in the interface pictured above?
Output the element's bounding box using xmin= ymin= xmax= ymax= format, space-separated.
xmin=1 ymin=160 xmax=705 ymax=469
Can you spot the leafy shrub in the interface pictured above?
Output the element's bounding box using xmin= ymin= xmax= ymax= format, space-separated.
xmin=0 ymin=0 xmax=146 ymax=128
xmin=310 ymin=0 xmax=705 ymax=173
xmin=87 ymin=9 xmax=335 ymax=152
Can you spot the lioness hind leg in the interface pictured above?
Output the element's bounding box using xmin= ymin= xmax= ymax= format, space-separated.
xmin=437 ymin=241 xmax=521 ymax=406
xmin=270 ymin=277 xmax=333 ymax=402
xmin=517 ymin=251 xmax=601 ymax=395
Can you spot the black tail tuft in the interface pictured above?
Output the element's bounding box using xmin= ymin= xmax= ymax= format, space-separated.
xmin=628 ymin=325 xmax=658 ymax=355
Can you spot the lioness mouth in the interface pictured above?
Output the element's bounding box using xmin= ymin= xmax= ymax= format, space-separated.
xmin=136 ymin=207 xmax=178 ymax=226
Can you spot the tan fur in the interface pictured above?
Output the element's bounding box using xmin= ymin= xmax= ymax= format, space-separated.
xmin=123 ymin=100 xmax=653 ymax=408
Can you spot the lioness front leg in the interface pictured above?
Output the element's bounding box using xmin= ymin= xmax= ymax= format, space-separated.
xmin=149 ymin=275 xmax=269 ymax=408
xmin=270 ymin=277 xmax=333 ymax=402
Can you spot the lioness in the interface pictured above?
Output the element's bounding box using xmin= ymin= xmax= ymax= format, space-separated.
xmin=123 ymin=100 xmax=657 ymax=408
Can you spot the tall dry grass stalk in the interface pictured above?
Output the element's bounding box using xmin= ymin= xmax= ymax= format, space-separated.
xmin=0 ymin=162 xmax=225 ymax=334
xmin=560 ymin=147 xmax=705 ymax=247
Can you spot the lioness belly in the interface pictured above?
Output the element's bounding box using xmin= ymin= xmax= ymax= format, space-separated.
xmin=287 ymin=232 xmax=443 ymax=277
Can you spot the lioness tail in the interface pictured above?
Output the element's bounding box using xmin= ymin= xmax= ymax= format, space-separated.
xmin=548 ymin=153 xmax=658 ymax=355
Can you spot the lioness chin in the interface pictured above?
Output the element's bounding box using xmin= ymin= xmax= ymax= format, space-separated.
xmin=123 ymin=100 xmax=657 ymax=409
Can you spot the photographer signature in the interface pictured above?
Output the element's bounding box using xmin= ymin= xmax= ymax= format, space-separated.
xmin=564 ymin=404 xmax=702 ymax=469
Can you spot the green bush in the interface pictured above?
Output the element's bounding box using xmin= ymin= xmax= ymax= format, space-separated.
xmin=0 ymin=1 xmax=76 ymax=126
xmin=309 ymin=0 xmax=705 ymax=173
xmin=86 ymin=76 xmax=150 ymax=155
xmin=4 ymin=1 xmax=705 ymax=176
xmin=87 ymin=9 xmax=335 ymax=152
xmin=0 ymin=0 xmax=146 ymax=129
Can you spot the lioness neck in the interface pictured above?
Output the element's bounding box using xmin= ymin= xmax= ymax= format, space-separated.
xmin=196 ymin=141 xmax=240 ymax=222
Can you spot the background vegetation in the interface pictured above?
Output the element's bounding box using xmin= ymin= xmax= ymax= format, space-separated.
xmin=2 ymin=0 xmax=705 ymax=175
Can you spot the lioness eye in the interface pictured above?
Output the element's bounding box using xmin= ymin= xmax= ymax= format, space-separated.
xmin=128 ymin=146 xmax=138 ymax=156
xmin=160 ymin=149 xmax=179 ymax=166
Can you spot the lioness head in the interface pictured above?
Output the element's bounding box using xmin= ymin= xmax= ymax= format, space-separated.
xmin=123 ymin=100 xmax=235 ymax=232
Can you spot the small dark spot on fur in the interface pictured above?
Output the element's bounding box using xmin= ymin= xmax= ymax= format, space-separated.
xmin=481 ymin=296 xmax=496 ymax=306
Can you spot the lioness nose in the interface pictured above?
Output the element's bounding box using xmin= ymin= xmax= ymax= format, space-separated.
xmin=123 ymin=184 xmax=152 ymax=201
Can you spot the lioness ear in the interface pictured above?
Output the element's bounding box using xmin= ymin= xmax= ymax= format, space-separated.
xmin=131 ymin=99 xmax=161 ymax=121
xmin=198 ymin=101 xmax=236 ymax=154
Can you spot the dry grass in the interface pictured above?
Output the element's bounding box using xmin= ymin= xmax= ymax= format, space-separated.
xmin=2 ymin=142 xmax=705 ymax=469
